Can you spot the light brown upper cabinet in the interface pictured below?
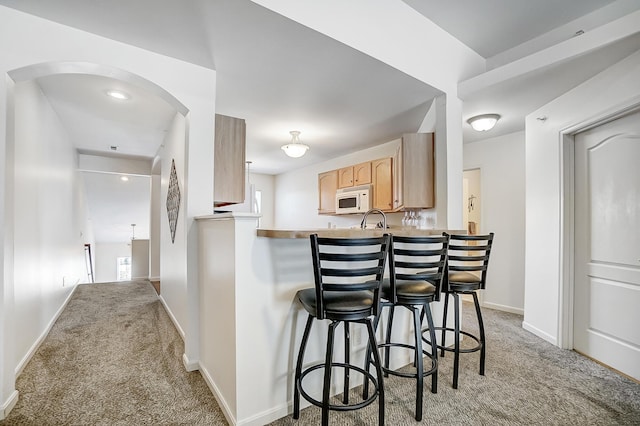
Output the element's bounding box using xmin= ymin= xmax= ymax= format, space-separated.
xmin=214 ymin=114 xmax=246 ymax=206
xmin=338 ymin=161 xmax=372 ymax=188
xmin=318 ymin=170 xmax=338 ymax=214
xmin=353 ymin=161 xmax=372 ymax=186
xmin=397 ymin=133 xmax=435 ymax=209
xmin=338 ymin=166 xmax=354 ymax=188
xmin=371 ymin=157 xmax=393 ymax=211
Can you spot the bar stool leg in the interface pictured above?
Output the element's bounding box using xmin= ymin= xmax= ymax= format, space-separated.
xmin=453 ymin=293 xmax=460 ymax=389
xmin=322 ymin=322 xmax=337 ymax=426
xmin=343 ymin=322 xmax=350 ymax=404
xmin=365 ymin=318 xmax=385 ymax=426
xmin=294 ymin=315 xmax=314 ymax=419
xmin=472 ymin=292 xmax=486 ymax=376
xmin=412 ymin=306 xmax=424 ymax=421
xmin=423 ymin=302 xmax=438 ymax=394
xmin=384 ymin=306 xmax=395 ymax=376
xmin=441 ymin=292 xmax=450 ymax=357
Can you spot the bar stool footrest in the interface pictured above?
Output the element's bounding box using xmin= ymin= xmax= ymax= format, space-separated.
xmin=377 ymin=342 xmax=437 ymax=377
xmin=422 ymin=326 xmax=483 ymax=354
xmin=298 ymin=362 xmax=380 ymax=412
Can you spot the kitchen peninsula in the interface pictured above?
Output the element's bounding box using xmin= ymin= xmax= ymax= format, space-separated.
xmin=196 ymin=212 xmax=464 ymax=426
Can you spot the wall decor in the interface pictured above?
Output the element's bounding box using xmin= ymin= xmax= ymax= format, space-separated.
xmin=166 ymin=159 xmax=181 ymax=244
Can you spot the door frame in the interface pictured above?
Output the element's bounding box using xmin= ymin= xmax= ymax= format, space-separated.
xmin=558 ymin=97 xmax=640 ymax=350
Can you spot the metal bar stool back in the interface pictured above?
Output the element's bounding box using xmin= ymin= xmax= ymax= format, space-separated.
xmin=293 ymin=234 xmax=390 ymax=426
xmin=365 ymin=234 xmax=448 ymax=421
xmin=436 ymin=232 xmax=494 ymax=389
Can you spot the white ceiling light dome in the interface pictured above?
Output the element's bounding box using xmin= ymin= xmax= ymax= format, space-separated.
xmin=467 ymin=114 xmax=500 ymax=132
xmin=281 ymin=130 xmax=309 ymax=158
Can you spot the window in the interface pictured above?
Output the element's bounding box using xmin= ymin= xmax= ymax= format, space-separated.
xmin=117 ymin=257 xmax=131 ymax=281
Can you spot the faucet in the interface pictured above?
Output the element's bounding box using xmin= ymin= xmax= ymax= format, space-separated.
xmin=360 ymin=208 xmax=387 ymax=230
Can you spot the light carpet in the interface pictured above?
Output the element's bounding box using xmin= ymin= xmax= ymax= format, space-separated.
xmin=2 ymin=281 xmax=639 ymax=425
xmin=2 ymin=280 xmax=226 ymax=425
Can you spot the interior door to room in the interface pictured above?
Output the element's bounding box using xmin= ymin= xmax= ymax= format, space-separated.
xmin=573 ymin=109 xmax=640 ymax=381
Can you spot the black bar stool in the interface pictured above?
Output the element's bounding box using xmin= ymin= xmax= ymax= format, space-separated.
xmin=431 ymin=233 xmax=494 ymax=389
xmin=293 ymin=234 xmax=390 ymax=426
xmin=365 ymin=234 xmax=448 ymax=421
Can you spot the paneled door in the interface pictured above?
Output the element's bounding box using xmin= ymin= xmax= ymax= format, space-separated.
xmin=573 ymin=109 xmax=640 ymax=380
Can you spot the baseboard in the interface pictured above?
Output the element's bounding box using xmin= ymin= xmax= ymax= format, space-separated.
xmin=182 ymin=353 xmax=199 ymax=372
xmin=198 ymin=363 xmax=237 ymax=425
xmin=158 ymin=294 xmax=185 ymax=340
xmin=482 ymin=301 xmax=524 ymax=316
xmin=237 ymin=404 xmax=291 ymax=426
xmin=15 ymin=284 xmax=80 ymax=377
xmin=0 ymin=390 xmax=19 ymax=420
xmin=522 ymin=321 xmax=557 ymax=346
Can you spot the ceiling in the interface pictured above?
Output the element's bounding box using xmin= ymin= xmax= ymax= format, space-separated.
xmin=2 ymin=0 xmax=639 ymax=243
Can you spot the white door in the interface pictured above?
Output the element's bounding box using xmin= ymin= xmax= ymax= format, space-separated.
xmin=573 ymin=109 xmax=640 ymax=380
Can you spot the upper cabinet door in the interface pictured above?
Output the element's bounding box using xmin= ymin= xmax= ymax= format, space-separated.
xmin=402 ymin=133 xmax=434 ymax=209
xmin=338 ymin=166 xmax=354 ymax=188
xmin=318 ymin=170 xmax=338 ymax=214
xmin=371 ymin=157 xmax=393 ymax=211
xmin=353 ymin=161 xmax=372 ymax=186
xmin=214 ymin=114 xmax=246 ymax=206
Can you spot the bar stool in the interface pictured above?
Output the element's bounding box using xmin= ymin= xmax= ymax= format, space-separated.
xmin=433 ymin=233 xmax=494 ymax=389
xmin=293 ymin=234 xmax=390 ymax=426
xmin=365 ymin=234 xmax=448 ymax=421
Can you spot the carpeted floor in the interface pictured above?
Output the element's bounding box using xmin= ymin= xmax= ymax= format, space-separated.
xmin=2 ymin=280 xmax=639 ymax=425
xmin=1 ymin=280 xmax=226 ymax=426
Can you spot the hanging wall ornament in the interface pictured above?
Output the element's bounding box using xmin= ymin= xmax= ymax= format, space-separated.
xmin=166 ymin=159 xmax=181 ymax=244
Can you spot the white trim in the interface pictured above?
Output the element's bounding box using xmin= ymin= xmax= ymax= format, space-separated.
xmin=558 ymin=97 xmax=640 ymax=350
xmin=522 ymin=321 xmax=557 ymax=345
xmin=158 ymin=294 xmax=185 ymax=340
xmin=198 ymin=363 xmax=237 ymax=426
xmin=198 ymin=361 xmax=293 ymax=426
xmin=0 ymin=390 xmax=19 ymax=420
xmin=15 ymin=284 xmax=80 ymax=376
xmin=181 ymin=353 xmax=198 ymax=372
xmin=157 ymin=294 xmax=200 ymax=371
xmin=483 ymin=301 xmax=523 ymax=316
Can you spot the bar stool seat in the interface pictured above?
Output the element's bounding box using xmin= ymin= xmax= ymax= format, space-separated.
xmin=365 ymin=234 xmax=448 ymax=421
xmin=293 ymin=234 xmax=390 ymax=426
xmin=425 ymin=233 xmax=494 ymax=390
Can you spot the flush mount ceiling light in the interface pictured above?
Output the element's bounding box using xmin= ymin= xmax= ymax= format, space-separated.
xmin=120 ymin=176 xmax=129 ymax=182
xmin=467 ymin=114 xmax=501 ymax=132
xmin=281 ymin=130 xmax=309 ymax=158
xmin=105 ymin=89 xmax=130 ymax=100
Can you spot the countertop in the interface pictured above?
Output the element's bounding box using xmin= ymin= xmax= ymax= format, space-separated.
xmin=256 ymin=227 xmax=466 ymax=239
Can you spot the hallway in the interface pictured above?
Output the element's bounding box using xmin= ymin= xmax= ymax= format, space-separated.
xmin=1 ymin=281 xmax=226 ymax=425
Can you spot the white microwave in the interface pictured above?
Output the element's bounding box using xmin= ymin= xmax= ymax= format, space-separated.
xmin=335 ymin=185 xmax=371 ymax=214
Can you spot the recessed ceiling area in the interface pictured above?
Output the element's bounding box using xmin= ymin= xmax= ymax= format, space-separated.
xmin=82 ymin=172 xmax=150 ymax=244
xmin=36 ymin=73 xmax=176 ymax=158
xmin=402 ymin=0 xmax=618 ymax=59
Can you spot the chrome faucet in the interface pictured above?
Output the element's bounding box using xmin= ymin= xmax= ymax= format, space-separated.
xmin=360 ymin=208 xmax=387 ymax=230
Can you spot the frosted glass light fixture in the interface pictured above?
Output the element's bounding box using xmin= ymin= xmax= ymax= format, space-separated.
xmin=467 ymin=114 xmax=500 ymax=131
xmin=281 ymin=130 xmax=309 ymax=158
xmin=105 ymin=89 xmax=130 ymax=100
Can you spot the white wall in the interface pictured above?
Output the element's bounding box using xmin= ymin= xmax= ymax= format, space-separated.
xmin=252 ymin=173 xmax=275 ymax=229
xmin=524 ymin=49 xmax=640 ymax=346
xmin=12 ymin=80 xmax=91 ymax=373
xmin=0 ymin=6 xmax=216 ymax=411
xmin=95 ymin=242 xmax=131 ymax=283
xmin=158 ymin=113 xmax=189 ymax=340
xmin=274 ymin=139 xmax=405 ymax=230
xmin=149 ymin=170 xmax=161 ymax=281
xmin=464 ymin=131 xmax=526 ymax=314
xmin=131 ymin=239 xmax=150 ymax=279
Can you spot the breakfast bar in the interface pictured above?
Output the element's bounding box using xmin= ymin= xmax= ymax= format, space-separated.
xmin=196 ymin=212 xmax=464 ymax=425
